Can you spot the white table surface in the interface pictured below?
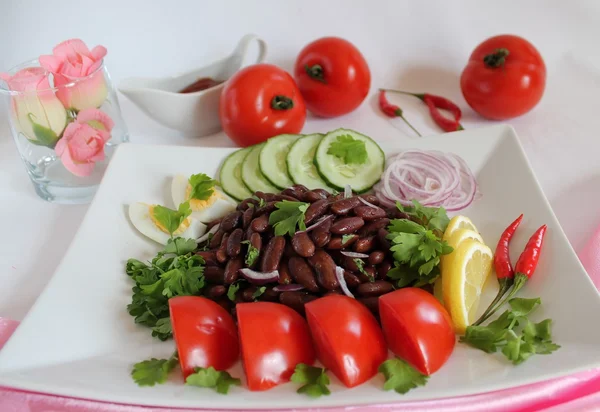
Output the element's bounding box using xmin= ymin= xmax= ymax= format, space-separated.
xmin=1 ymin=0 xmax=599 ymax=326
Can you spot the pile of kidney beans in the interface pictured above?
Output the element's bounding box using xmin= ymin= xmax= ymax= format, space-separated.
xmin=197 ymin=184 xmax=407 ymax=318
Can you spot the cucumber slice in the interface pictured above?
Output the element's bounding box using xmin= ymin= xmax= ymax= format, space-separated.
xmin=314 ymin=128 xmax=385 ymax=192
xmin=259 ymin=134 xmax=302 ymax=189
xmin=286 ymin=133 xmax=333 ymax=190
xmin=241 ymin=143 xmax=279 ymax=193
xmin=219 ymin=147 xmax=253 ymax=201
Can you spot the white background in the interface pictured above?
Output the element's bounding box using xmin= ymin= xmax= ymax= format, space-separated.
xmin=1 ymin=0 xmax=599 ymax=325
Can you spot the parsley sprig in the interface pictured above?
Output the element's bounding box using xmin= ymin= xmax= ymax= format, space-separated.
xmin=461 ymin=297 xmax=560 ymax=364
xmin=131 ymin=351 xmax=179 ymax=386
xmin=186 ymin=366 xmax=241 ymax=394
xmin=291 ymin=364 xmax=331 ymax=398
xmin=241 ymin=240 xmax=259 ymax=267
xmin=188 ymin=173 xmax=216 ymax=201
xmin=269 ymin=201 xmax=309 ymax=237
xmin=327 ymin=134 xmax=368 ymax=165
xmin=379 ymin=358 xmax=428 ymax=394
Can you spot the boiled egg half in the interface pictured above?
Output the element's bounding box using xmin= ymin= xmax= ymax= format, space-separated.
xmin=171 ymin=174 xmax=237 ymax=223
xmin=128 ymin=202 xmax=207 ymax=245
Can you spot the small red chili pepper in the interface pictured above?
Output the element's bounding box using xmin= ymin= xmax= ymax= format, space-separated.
xmin=476 ymin=224 xmax=547 ymax=325
xmin=381 ymin=89 xmax=464 ymax=132
xmin=378 ymin=90 xmax=421 ymax=137
xmin=474 ymin=214 xmax=523 ymax=325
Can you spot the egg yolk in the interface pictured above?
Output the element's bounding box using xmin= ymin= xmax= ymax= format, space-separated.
xmin=149 ymin=205 xmax=191 ymax=235
xmin=185 ymin=185 xmax=223 ymax=211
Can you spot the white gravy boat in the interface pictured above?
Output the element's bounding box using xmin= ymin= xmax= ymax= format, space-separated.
xmin=119 ymin=34 xmax=267 ymax=137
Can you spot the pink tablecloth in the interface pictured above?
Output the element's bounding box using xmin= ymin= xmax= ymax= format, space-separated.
xmin=3 ymin=226 xmax=600 ymax=411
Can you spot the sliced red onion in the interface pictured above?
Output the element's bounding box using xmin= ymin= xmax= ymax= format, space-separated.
xmin=239 ymin=268 xmax=279 ymax=285
xmin=335 ymin=266 xmax=354 ymax=298
xmin=341 ymin=251 xmax=369 ymax=259
xmin=344 ymin=184 xmax=352 ymax=198
xmin=302 ymin=214 xmax=334 ymax=233
xmin=272 ymin=284 xmax=305 ymax=292
xmin=196 ymin=223 xmax=220 ymax=244
xmin=358 ymin=196 xmax=379 ymax=209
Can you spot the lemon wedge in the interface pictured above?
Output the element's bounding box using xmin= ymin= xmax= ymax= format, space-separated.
xmin=443 ymin=215 xmax=479 ymax=242
xmin=441 ymin=239 xmax=493 ymax=334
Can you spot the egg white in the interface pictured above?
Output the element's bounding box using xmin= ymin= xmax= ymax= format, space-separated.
xmin=128 ymin=202 xmax=207 ymax=245
xmin=171 ymin=174 xmax=237 ymax=223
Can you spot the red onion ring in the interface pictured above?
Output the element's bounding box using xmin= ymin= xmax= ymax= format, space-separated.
xmin=239 ymin=268 xmax=279 ymax=285
xmin=298 ymin=214 xmax=334 ymax=233
xmin=358 ymin=196 xmax=379 ymax=209
xmin=344 ymin=185 xmax=352 ymax=198
xmin=335 ymin=266 xmax=354 ymax=298
xmin=341 ymin=251 xmax=369 ymax=259
xmin=272 ymin=284 xmax=305 ymax=292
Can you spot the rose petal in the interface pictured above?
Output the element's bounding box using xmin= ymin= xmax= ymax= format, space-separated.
xmin=68 ymin=125 xmax=100 ymax=161
xmin=90 ymin=45 xmax=107 ymax=61
xmin=76 ymin=108 xmax=114 ymax=132
xmin=53 ymin=39 xmax=91 ymax=60
xmin=54 ymin=135 xmax=67 ymax=156
xmin=39 ymin=55 xmax=63 ymax=73
xmin=59 ymin=142 xmax=95 ymax=177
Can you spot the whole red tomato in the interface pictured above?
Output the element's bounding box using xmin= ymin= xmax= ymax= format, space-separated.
xmin=305 ymin=295 xmax=387 ymax=388
xmin=169 ymin=296 xmax=239 ymax=379
xmin=461 ymin=34 xmax=546 ymax=120
xmin=237 ymin=302 xmax=315 ymax=391
xmin=220 ymin=64 xmax=306 ymax=147
xmin=379 ymin=288 xmax=455 ymax=375
xmin=294 ymin=37 xmax=370 ymax=118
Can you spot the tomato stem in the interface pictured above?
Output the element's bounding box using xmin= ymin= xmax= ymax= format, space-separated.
xmin=483 ymin=48 xmax=510 ymax=68
xmin=305 ymin=64 xmax=326 ymax=83
xmin=271 ymin=95 xmax=294 ymax=110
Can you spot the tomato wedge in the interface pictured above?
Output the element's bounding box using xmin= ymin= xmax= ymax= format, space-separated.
xmin=305 ymin=295 xmax=388 ymax=388
xmin=379 ymin=288 xmax=455 ymax=375
xmin=237 ymin=302 xmax=315 ymax=391
xmin=169 ymin=296 xmax=239 ymax=379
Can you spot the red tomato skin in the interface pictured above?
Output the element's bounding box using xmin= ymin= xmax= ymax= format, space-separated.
xmin=305 ymin=295 xmax=387 ymax=388
xmin=460 ymin=34 xmax=546 ymax=120
xmin=219 ymin=64 xmax=306 ymax=147
xmin=379 ymin=288 xmax=455 ymax=375
xmin=294 ymin=37 xmax=371 ymax=118
xmin=169 ymin=296 xmax=239 ymax=379
xmin=237 ymin=302 xmax=315 ymax=391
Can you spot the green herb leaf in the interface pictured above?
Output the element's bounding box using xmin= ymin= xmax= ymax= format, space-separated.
xmin=227 ymin=281 xmax=241 ymax=302
xmin=379 ymin=358 xmax=428 ymax=394
xmin=523 ymin=318 xmax=553 ymax=342
xmin=252 ymin=195 xmax=266 ymax=208
xmin=161 ymin=263 xmax=205 ymax=298
xmin=508 ymin=297 xmax=541 ymax=317
xmin=269 ymin=201 xmax=309 ymax=237
xmin=162 ymin=238 xmax=197 ymax=255
xmin=151 ymin=202 xmax=192 ymax=236
xmin=327 ymin=134 xmax=368 ymax=165
xmin=353 ymin=258 xmax=374 ymax=282
xmin=241 ymin=240 xmax=260 ymax=267
xmin=131 ymin=352 xmax=178 ymax=386
xmin=151 ymin=317 xmax=173 ymax=341
xmin=252 ymin=286 xmax=266 ymax=301
xmin=290 ymin=363 xmax=331 ymax=398
xmin=188 ymin=173 xmax=216 ymax=201
xmin=396 ymin=200 xmax=450 ymax=235
xmin=185 ymin=366 xmax=241 ymax=394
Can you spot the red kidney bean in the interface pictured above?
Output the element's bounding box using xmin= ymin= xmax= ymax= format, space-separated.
xmin=224 ymin=256 xmax=243 ymax=284
xmin=221 ymin=211 xmax=242 ymax=232
xmin=292 ymin=184 xmax=309 ymax=194
xmin=284 ymin=241 xmax=299 ymax=258
xmin=242 ymin=207 xmax=255 ymax=229
xmin=281 ymin=188 xmax=303 ymax=200
xmin=331 ymin=217 xmax=365 ymax=235
xmin=343 ymin=271 xmax=362 ymax=288
xmin=325 ymin=290 xmax=343 ymax=296
xmin=358 ymin=218 xmax=390 ymax=237
xmin=288 ymin=256 xmax=319 ymax=292
xmin=248 ymin=232 xmax=262 ymax=268
xmin=209 ymin=229 xmax=225 ymax=249
xmin=207 ymin=285 xmax=226 ymax=298
xmin=353 ymin=236 xmax=376 ymax=253
xmin=237 ymin=198 xmax=258 ymax=211
xmin=356 ymin=280 xmax=394 ymax=297
xmin=204 ymin=266 xmax=225 ymax=283
xmin=304 ymin=190 xmax=327 ymax=203
xmin=368 ymin=251 xmax=385 ymax=266
xmin=364 ymin=266 xmax=377 ymax=281
xmin=387 ymin=208 xmax=409 ymax=220
xmin=358 ymin=296 xmax=379 ymax=315
xmin=359 ymin=194 xmax=380 ymax=206
xmin=311 ymin=229 xmax=331 ymax=248
xmin=292 ymin=231 xmax=316 ymax=257
xmin=261 ymin=286 xmax=280 ymax=302
xmin=353 ymin=205 xmax=386 ymax=221
xmin=341 ymin=256 xmax=361 ymax=272
xmin=242 ymin=285 xmax=258 ymax=302
xmin=279 ymin=291 xmax=317 ymax=316
xmin=216 ymin=233 xmax=230 ymax=263
xmin=377 ymin=260 xmax=393 ymax=279
xmin=255 ymin=201 xmax=277 ymax=217
xmin=326 ymin=235 xmax=358 ymax=250
xmin=260 ymin=236 xmax=286 ymax=272
xmin=278 ymin=259 xmax=292 ymax=285
xmin=377 ymin=228 xmax=391 ymax=250
xmin=330 ymin=197 xmax=361 ymax=215
xmin=250 ymin=214 xmax=269 ymax=232
xmin=308 ymin=250 xmax=339 ymax=290
xmin=195 ymin=251 xmax=217 ymax=266
xmin=227 ymin=228 xmax=243 ymax=257
xmin=314 ymin=188 xmax=332 ymax=198
xmin=305 ymin=199 xmax=329 ymax=224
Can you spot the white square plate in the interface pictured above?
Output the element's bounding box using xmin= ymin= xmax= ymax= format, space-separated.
xmin=1 ymin=125 xmax=599 ymax=409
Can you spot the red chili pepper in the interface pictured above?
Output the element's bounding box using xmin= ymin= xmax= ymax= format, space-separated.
xmin=474 ymin=214 xmax=523 ymax=325
xmin=378 ymin=90 xmax=421 ymax=137
xmin=381 ymin=89 xmax=464 ymax=132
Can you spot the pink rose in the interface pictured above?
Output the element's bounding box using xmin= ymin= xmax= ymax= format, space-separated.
xmin=55 ymin=109 xmax=113 ymax=177
xmin=0 ymin=67 xmax=67 ymax=146
xmin=39 ymin=39 xmax=108 ymax=111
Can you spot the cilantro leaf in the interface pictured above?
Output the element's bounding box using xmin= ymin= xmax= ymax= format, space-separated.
xmin=353 ymin=258 xmax=374 ymax=282
xmin=290 ymin=364 xmax=331 ymax=398
xmin=242 ymin=240 xmax=259 ymax=267
xmin=387 ymin=264 xmax=418 ymax=288
xmin=252 ymin=286 xmax=266 ymax=301
xmin=162 ymin=238 xmax=197 ymax=255
xmin=227 ymin=281 xmax=241 ymax=302
xmin=327 ymin=134 xmax=368 ymax=165
xmin=269 ymin=201 xmax=309 ymax=237
xmin=188 ymin=173 xmax=216 ymax=201
xmin=161 ymin=265 xmax=204 ymax=298
xmin=151 ymin=202 xmax=192 ymax=237
xmin=379 ymin=358 xmax=428 ymax=394
xmin=396 ymin=200 xmax=450 ymax=235
xmin=151 ymin=317 xmax=173 ymax=341
xmin=131 ymin=352 xmax=178 ymax=386
xmin=509 ymin=297 xmax=541 ymax=317
xmin=185 ymin=366 xmax=241 ymax=394
xmin=389 ymin=232 xmax=422 ymax=264
xmin=523 ymin=318 xmax=553 ymax=342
